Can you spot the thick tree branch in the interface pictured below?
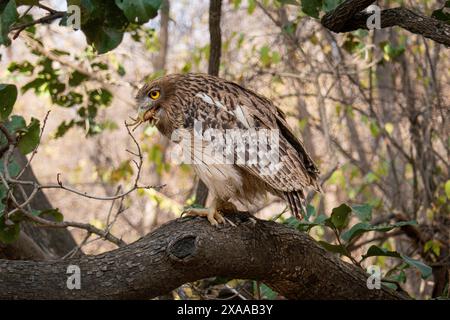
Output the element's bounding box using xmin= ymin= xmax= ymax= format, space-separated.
xmin=0 ymin=212 xmax=408 ymax=299
xmin=321 ymin=0 xmax=450 ymax=46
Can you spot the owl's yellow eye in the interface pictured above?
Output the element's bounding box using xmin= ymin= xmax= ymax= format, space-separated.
xmin=148 ymin=90 xmax=160 ymax=100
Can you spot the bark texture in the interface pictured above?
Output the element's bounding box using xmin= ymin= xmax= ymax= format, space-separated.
xmin=321 ymin=0 xmax=450 ymax=46
xmin=0 ymin=212 xmax=408 ymax=300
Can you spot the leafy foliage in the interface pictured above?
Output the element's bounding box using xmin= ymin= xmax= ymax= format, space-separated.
xmin=0 ymin=0 xmax=18 ymax=46
xmin=284 ymin=202 xmax=432 ymax=286
xmin=7 ymin=47 xmax=118 ymax=137
xmin=0 ymin=83 xmax=52 ymax=242
xmin=301 ymin=0 xmax=322 ymax=18
xmin=17 ymin=117 xmax=40 ymax=155
xmin=115 ymin=0 xmax=162 ymax=24
xmin=0 ymin=0 xmax=162 ymax=53
xmin=0 ymin=84 xmax=17 ymax=120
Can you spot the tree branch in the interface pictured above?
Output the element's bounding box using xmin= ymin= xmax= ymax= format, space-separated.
xmin=0 ymin=212 xmax=408 ymax=299
xmin=321 ymin=0 xmax=450 ymax=46
xmin=11 ymin=11 xmax=65 ymax=40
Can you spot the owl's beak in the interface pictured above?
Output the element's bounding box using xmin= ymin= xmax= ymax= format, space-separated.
xmin=137 ymin=102 xmax=157 ymax=122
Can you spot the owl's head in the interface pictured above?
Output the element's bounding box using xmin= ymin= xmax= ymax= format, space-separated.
xmin=135 ymin=75 xmax=178 ymax=126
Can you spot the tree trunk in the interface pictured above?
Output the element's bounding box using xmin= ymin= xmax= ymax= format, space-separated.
xmin=0 ymin=151 xmax=77 ymax=260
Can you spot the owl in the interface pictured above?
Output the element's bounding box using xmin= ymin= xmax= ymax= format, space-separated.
xmin=134 ymin=73 xmax=320 ymax=225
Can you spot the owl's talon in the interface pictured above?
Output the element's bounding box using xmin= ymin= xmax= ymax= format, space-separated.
xmin=183 ymin=207 xmax=224 ymax=226
xmin=213 ymin=211 xmax=225 ymax=225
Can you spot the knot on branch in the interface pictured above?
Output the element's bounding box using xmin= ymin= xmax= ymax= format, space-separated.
xmin=167 ymin=234 xmax=198 ymax=262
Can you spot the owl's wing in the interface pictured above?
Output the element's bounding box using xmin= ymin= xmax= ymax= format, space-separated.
xmin=189 ymin=90 xmax=320 ymax=195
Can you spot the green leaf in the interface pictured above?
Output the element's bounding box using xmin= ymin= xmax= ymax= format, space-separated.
xmin=68 ymin=71 xmax=89 ymax=86
xmin=381 ymin=281 xmax=398 ymax=290
xmin=385 ymin=270 xmax=407 ymax=284
xmin=232 ymin=0 xmax=242 ymax=9
xmin=380 ymin=42 xmax=405 ymax=61
xmin=329 ymin=203 xmax=351 ymax=230
xmin=301 ymin=0 xmax=323 ymax=19
xmin=0 ymin=83 xmax=17 ymax=120
xmin=8 ymin=61 xmax=34 ymax=74
xmin=33 ymin=208 xmax=64 ymax=222
xmin=305 ymin=204 xmax=315 ymax=221
xmin=286 ymin=212 xmax=327 ymax=232
xmin=5 ymin=115 xmax=26 ymax=133
xmin=18 ymin=118 xmax=40 ymax=155
xmin=318 ymin=241 xmax=347 ymax=255
xmin=22 ymin=78 xmax=46 ymax=93
xmin=322 ymin=0 xmax=343 ymax=12
xmin=83 ymin=25 xmax=125 ymax=54
xmin=390 ymin=220 xmax=418 ymax=228
xmin=247 ymin=0 xmax=256 ymax=14
xmin=341 ymin=222 xmax=371 ymax=242
xmin=369 ymin=121 xmax=380 ymax=137
xmin=351 ymin=204 xmax=372 ymax=222
xmin=0 ymin=159 xmax=20 ymax=178
xmin=258 ymin=283 xmax=278 ymax=299
xmin=362 ymin=245 xmax=401 ymax=260
xmin=445 ymin=180 xmax=450 ymax=199
xmin=0 ymin=0 xmax=18 ymax=46
xmin=115 ymin=0 xmax=161 ymax=24
xmin=259 ymin=45 xmax=271 ymax=67
xmin=54 ymin=120 xmax=75 ymax=138
xmin=401 ymin=255 xmax=432 ymax=279
xmin=0 ymin=115 xmax=26 ymax=147
xmin=342 ymin=33 xmax=360 ymax=54
xmin=68 ymin=0 xmax=129 ymax=54
xmin=277 ymin=0 xmax=300 ymax=4
xmin=424 ymin=240 xmax=441 ymax=257
xmin=0 ymin=218 xmax=20 ymax=244
xmin=342 ymin=220 xmax=418 ymax=243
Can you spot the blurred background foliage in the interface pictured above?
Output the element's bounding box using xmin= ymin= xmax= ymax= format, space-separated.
xmin=0 ymin=0 xmax=448 ymax=299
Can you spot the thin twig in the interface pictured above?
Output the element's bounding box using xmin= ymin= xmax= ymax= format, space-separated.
xmin=11 ymin=11 xmax=66 ymax=40
xmin=0 ymin=117 xmax=156 ymax=247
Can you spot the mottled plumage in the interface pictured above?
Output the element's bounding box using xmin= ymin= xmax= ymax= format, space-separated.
xmin=135 ymin=73 xmax=320 ymax=224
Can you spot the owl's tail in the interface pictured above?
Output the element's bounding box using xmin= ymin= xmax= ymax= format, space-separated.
xmin=285 ymin=190 xmax=307 ymax=219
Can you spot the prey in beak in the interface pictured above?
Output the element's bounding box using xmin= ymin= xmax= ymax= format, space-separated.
xmin=127 ymin=99 xmax=161 ymax=131
xmin=138 ymin=102 xmax=160 ymax=126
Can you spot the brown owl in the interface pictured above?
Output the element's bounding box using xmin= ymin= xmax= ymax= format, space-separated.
xmin=135 ymin=73 xmax=320 ymax=225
